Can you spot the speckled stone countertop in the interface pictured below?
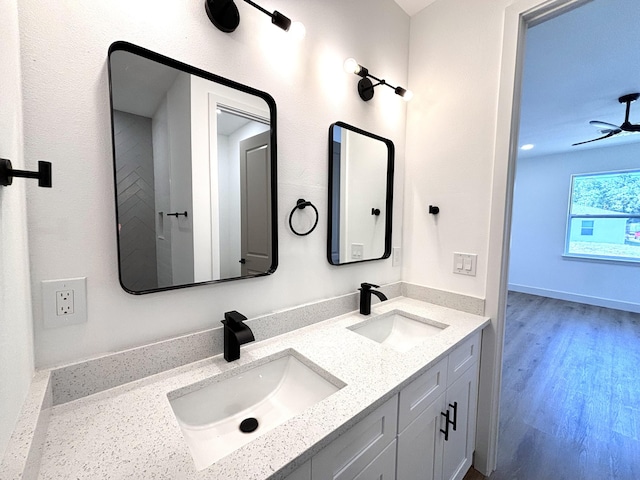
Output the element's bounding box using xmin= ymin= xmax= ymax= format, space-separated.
xmin=35 ymin=297 xmax=489 ymax=479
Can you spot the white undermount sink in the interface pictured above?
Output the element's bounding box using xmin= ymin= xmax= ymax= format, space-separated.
xmin=348 ymin=310 xmax=448 ymax=353
xmin=167 ymin=350 xmax=344 ymax=470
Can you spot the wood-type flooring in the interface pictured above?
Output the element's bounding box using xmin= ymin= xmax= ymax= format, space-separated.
xmin=485 ymin=292 xmax=640 ymax=480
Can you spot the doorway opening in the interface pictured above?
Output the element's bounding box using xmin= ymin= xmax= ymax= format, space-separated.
xmin=493 ymin=0 xmax=640 ymax=478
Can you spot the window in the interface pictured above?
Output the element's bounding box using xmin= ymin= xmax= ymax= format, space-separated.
xmin=565 ymin=169 xmax=640 ymax=262
xmin=580 ymin=220 xmax=594 ymax=236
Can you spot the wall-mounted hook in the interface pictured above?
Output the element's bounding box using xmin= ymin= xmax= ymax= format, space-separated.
xmin=428 ymin=205 xmax=440 ymax=215
xmin=371 ymin=208 xmax=381 ymax=216
xmin=0 ymin=158 xmax=52 ymax=188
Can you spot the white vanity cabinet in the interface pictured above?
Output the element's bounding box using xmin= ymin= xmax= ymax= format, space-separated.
xmin=397 ymin=332 xmax=480 ymax=480
xmin=283 ymin=331 xmax=481 ymax=480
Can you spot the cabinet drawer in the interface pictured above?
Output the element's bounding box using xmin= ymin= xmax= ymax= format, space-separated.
xmin=312 ymin=395 xmax=398 ymax=480
xmin=398 ymin=356 xmax=447 ymax=432
xmin=354 ymin=439 xmax=397 ymax=480
xmin=447 ymin=331 xmax=480 ymax=386
xmin=284 ymin=460 xmax=311 ymax=480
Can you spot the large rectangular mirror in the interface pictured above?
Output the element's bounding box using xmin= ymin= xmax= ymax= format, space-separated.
xmin=327 ymin=122 xmax=394 ymax=265
xmin=108 ymin=42 xmax=278 ymax=294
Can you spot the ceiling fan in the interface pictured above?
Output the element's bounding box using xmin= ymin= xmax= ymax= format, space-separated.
xmin=572 ymin=93 xmax=640 ymax=146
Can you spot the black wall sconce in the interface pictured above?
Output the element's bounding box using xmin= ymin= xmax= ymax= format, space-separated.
xmin=0 ymin=158 xmax=52 ymax=188
xmin=205 ymin=0 xmax=305 ymax=37
xmin=344 ymin=58 xmax=413 ymax=102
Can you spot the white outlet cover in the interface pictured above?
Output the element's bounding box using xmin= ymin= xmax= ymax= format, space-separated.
xmin=42 ymin=277 xmax=87 ymax=328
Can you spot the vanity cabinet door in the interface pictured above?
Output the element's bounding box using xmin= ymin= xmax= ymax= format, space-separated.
xmin=396 ymin=393 xmax=446 ymax=480
xmin=442 ymin=362 xmax=479 ymax=480
xmin=285 ymin=460 xmax=311 ymax=480
xmin=311 ymin=395 xmax=398 ymax=480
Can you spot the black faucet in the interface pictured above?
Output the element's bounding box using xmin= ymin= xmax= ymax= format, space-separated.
xmin=221 ymin=310 xmax=255 ymax=362
xmin=358 ymin=283 xmax=388 ymax=315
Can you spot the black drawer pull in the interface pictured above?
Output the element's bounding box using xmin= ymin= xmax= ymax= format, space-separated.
xmin=440 ymin=410 xmax=450 ymax=441
xmin=449 ymin=402 xmax=458 ymax=431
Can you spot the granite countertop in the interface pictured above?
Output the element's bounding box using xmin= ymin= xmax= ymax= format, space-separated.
xmin=35 ymin=297 xmax=489 ymax=479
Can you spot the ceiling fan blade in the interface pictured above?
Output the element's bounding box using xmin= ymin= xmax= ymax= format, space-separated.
xmin=572 ymin=130 xmax=620 ymax=146
xmin=589 ymin=120 xmax=621 ymax=130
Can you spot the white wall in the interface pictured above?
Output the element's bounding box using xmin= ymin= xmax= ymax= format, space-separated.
xmin=18 ymin=0 xmax=409 ymax=367
xmin=0 ymin=0 xmax=34 ymax=458
xmin=404 ymin=0 xmax=510 ymax=297
xmin=509 ymin=142 xmax=640 ymax=312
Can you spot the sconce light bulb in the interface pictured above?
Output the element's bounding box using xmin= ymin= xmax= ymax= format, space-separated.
xmin=344 ymin=58 xmax=361 ymax=75
xmin=403 ymin=89 xmax=414 ymax=102
xmin=290 ymin=21 xmax=306 ymax=40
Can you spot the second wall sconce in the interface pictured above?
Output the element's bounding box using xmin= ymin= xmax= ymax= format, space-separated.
xmin=205 ymin=0 xmax=305 ymax=38
xmin=344 ymin=58 xmax=413 ymax=102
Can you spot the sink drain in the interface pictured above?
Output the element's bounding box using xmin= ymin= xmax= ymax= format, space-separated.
xmin=239 ymin=417 xmax=259 ymax=433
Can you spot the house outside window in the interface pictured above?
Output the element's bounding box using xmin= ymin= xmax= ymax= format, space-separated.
xmin=580 ymin=220 xmax=594 ymax=236
xmin=565 ymin=169 xmax=640 ymax=262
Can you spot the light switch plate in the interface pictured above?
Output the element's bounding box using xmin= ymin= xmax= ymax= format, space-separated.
xmin=453 ymin=253 xmax=477 ymax=276
xmin=42 ymin=277 xmax=87 ymax=328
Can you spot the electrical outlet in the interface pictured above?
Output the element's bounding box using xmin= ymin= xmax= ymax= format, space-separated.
xmin=42 ymin=277 xmax=87 ymax=328
xmin=351 ymin=243 xmax=364 ymax=260
xmin=56 ymin=289 xmax=74 ymax=315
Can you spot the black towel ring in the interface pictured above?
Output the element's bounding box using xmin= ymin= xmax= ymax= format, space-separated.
xmin=289 ymin=198 xmax=319 ymax=236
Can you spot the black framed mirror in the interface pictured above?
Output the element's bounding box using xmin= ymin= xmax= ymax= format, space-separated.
xmin=108 ymin=42 xmax=278 ymax=294
xmin=327 ymin=122 xmax=394 ymax=265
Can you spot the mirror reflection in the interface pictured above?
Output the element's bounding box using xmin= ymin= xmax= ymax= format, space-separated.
xmin=108 ymin=42 xmax=277 ymax=294
xmin=327 ymin=122 xmax=394 ymax=265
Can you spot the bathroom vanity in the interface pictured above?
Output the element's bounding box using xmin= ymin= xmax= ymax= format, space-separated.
xmin=3 ymin=293 xmax=488 ymax=480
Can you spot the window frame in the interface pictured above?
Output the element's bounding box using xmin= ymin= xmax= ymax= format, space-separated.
xmin=564 ymin=168 xmax=640 ymax=264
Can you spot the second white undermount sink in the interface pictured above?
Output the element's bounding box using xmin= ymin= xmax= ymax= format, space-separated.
xmin=349 ymin=310 xmax=448 ymax=352
xmin=167 ymin=350 xmax=344 ymax=470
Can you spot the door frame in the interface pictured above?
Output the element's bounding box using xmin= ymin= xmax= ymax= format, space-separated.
xmin=479 ymin=0 xmax=593 ymax=474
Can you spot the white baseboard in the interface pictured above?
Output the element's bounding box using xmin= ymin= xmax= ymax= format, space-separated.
xmin=508 ymin=284 xmax=640 ymax=313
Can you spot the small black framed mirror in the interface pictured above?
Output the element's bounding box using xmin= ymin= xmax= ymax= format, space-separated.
xmin=108 ymin=42 xmax=278 ymax=294
xmin=327 ymin=122 xmax=394 ymax=265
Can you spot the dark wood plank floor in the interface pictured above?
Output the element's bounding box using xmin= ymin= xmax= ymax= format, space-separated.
xmin=487 ymin=292 xmax=640 ymax=480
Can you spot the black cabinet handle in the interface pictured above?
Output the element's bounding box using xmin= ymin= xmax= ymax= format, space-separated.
xmin=239 ymin=259 xmax=246 ymax=264
xmin=449 ymin=402 xmax=458 ymax=431
xmin=440 ymin=410 xmax=450 ymax=441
